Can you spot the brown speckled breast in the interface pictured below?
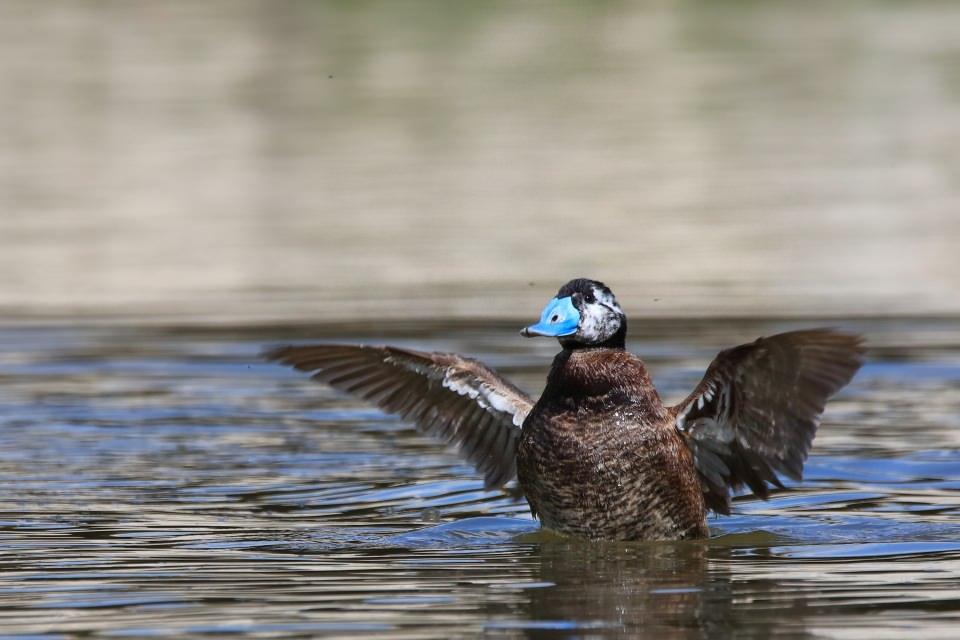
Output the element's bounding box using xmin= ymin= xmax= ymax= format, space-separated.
xmin=517 ymin=348 xmax=708 ymax=540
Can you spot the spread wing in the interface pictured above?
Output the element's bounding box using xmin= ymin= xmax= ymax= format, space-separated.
xmin=264 ymin=344 xmax=534 ymax=490
xmin=672 ymin=329 xmax=865 ymax=514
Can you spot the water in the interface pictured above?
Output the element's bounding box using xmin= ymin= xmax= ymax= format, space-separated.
xmin=1 ymin=318 xmax=959 ymax=638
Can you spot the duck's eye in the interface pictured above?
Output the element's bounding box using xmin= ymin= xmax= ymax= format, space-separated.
xmin=584 ymin=292 xmax=596 ymax=304
xmin=551 ymin=314 xmax=559 ymax=322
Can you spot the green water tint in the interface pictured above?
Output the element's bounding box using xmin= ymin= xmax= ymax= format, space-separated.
xmin=0 ymin=318 xmax=958 ymax=637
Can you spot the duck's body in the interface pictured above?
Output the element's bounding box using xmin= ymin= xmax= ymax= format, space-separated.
xmin=518 ymin=348 xmax=708 ymax=540
xmin=266 ymin=278 xmax=864 ymax=541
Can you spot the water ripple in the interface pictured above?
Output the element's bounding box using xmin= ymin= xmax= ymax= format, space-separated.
xmin=0 ymin=319 xmax=959 ymax=637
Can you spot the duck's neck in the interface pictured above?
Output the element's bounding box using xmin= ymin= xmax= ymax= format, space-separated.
xmin=544 ymin=342 xmax=662 ymax=413
xmin=559 ymin=320 xmax=628 ymax=351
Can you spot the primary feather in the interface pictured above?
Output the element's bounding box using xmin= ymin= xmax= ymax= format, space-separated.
xmin=672 ymin=329 xmax=865 ymax=513
xmin=264 ymin=344 xmax=533 ymax=489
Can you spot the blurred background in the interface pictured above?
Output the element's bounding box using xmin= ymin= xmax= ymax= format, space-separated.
xmin=1 ymin=0 xmax=958 ymax=325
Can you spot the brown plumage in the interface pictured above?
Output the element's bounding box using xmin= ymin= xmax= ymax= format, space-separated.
xmin=516 ymin=348 xmax=709 ymax=540
xmin=264 ymin=344 xmax=532 ymax=489
xmin=264 ymin=278 xmax=865 ymax=541
xmin=672 ymin=329 xmax=865 ymax=515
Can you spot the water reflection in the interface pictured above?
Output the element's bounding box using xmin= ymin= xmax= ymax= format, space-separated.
xmin=521 ymin=541 xmax=726 ymax=639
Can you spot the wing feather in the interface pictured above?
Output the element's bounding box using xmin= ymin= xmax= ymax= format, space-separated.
xmin=265 ymin=344 xmax=534 ymax=490
xmin=673 ymin=329 xmax=864 ymax=514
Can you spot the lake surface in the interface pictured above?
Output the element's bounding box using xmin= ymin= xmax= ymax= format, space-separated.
xmin=1 ymin=318 xmax=959 ymax=638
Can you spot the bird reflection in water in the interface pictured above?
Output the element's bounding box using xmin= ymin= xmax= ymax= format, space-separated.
xmin=516 ymin=540 xmax=756 ymax=639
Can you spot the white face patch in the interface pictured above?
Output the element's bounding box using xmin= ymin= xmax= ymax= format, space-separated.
xmin=576 ymin=285 xmax=624 ymax=344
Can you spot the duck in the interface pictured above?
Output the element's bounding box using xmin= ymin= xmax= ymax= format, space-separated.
xmin=265 ymin=278 xmax=864 ymax=540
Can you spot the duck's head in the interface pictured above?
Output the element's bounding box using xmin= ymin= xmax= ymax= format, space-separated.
xmin=521 ymin=278 xmax=627 ymax=349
